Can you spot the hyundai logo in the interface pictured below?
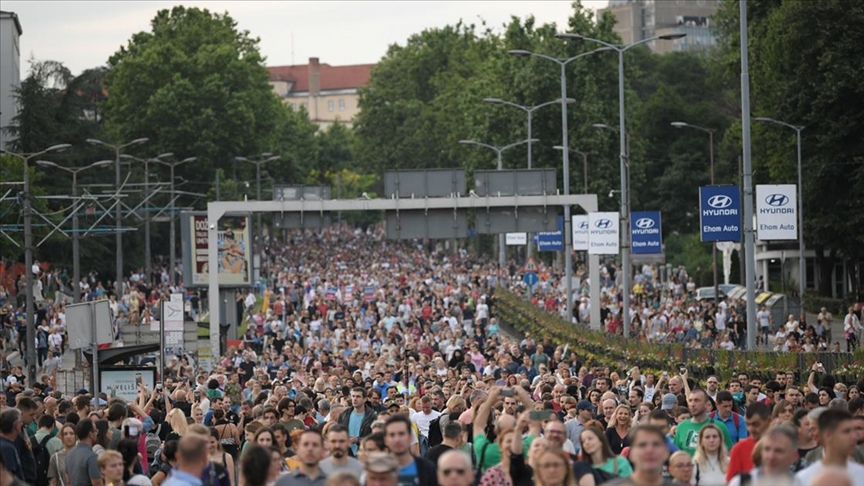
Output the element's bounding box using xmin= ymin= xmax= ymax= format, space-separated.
xmin=707 ymin=195 xmax=733 ymax=209
xmin=594 ymin=219 xmax=613 ymax=229
xmin=765 ymin=194 xmax=789 ymax=207
xmin=578 ymin=221 xmax=589 ymax=230
xmin=635 ymin=218 xmax=655 ymax=229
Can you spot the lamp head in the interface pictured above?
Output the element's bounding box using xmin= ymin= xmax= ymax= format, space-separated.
xmin=47 ymin=143 xmax=72 ymax=153
xmin=670 ymin=122 xmax=688 ymax=128
xmin=552 ymin=145 xmax=565 ymax=151
xmin=157 ymin=152 xmax=175 ymax=159
xmin=92 ymin=160 xmax=113 ymax=168
xmin=130 ymin=138 xmax=149 ymax=146
xmin=482 ymin=98 xmax=502 ymax=104
xmin=35 ymin=160 xmax=58 ymax=168
xmin=753 ymin=117 xmax=772 ymax=122
xmin=555 ymin=33 xmax=583 ymax=41
xmin=592 ymin=123 xmax=609 ymax=129
xmin=659 ymin=33 xmax=687 ymax=40
xmin=458 ymin=140 xmax=474 ymax=145
xmin=507 ymin=50 xmax=532 ymax=58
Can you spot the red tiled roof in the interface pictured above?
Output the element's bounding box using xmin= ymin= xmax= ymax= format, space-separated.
xmin=267 ymin=62 xmax=374 ymax=92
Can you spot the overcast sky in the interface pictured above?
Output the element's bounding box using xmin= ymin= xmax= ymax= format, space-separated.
xmin=3 ymin=1 xmax=610 ymax=75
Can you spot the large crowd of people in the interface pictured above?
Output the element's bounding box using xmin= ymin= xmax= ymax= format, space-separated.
xmin=1 ymin=223 xmax=863 ymax=486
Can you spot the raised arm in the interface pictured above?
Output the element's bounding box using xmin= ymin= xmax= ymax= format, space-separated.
xmin=473 ymin=387 xmax=499 ymax=436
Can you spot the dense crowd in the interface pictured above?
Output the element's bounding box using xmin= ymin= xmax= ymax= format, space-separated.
xmin=1 ymin=223 xmax=863 ymax=486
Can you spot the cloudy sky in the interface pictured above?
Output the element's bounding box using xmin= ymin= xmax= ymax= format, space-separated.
xmin=3 ymin=1 xmax=610 ymax=75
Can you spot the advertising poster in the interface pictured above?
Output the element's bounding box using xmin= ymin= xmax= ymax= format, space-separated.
xmin=190 ymin=214 xmax=253 ymax=286
xmin=699 ymin=186 xmax=741 ymax=242
xmin=101 ymin=369 xmax=157 ymax=403
xmin=572 ymin=215 xmax=589 ymax=251
xmin=588 ymin=212 xmax=620 ymax=255
xmin=756 ymin=184 xmax=797 ymax=240
xmin=630 ymin=211 xmax=663 ymax=254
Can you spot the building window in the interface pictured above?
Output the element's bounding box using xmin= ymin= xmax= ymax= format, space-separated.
xmin=301 ymin=102 xmax=308 ymax=110
xmin=338 ymin=99 xmax=345 ymax=111
xmin=290 ymin=103 xmax=296 ymax=111
xmin=327 ymin=100 xmax=334 ymax=112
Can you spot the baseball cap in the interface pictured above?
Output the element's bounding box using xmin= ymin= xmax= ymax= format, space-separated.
xmin=364 ymin=452 xmax=399 ymax=473
xmin=576 ymin=400 xmax=596 ymax=412
xmin=661 ymin=393 xmax=678 ymax=411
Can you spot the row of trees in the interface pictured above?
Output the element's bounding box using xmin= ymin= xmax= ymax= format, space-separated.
xmin=2 ymin=1 xmax=861 ymax=296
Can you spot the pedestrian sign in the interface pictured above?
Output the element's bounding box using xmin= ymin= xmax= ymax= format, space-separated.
xmin=523 ymin=256 xmax=538 ymax=273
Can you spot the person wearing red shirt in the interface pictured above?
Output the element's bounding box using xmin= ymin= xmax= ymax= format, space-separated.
xmin=727 ymin=402 xmax=771 ymax=481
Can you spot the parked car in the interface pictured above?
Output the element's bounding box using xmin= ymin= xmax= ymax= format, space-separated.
xmin=695 ymin=286 xmax=727 ymax=301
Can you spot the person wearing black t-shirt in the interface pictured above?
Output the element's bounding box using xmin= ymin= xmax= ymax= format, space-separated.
xmin=425 ymin=421 xmax=463 ymax=466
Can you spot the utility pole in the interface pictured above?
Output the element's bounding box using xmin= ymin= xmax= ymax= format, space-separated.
xmin=87 ymin=138 xmax=149 ymax=298
xmin=2 ymin=143 xmax=71 ymax=384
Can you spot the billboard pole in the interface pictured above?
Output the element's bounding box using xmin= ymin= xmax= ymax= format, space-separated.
xmin=90 ymin=302 xmax=99 ymax=401
xmin=740 ymin=0 xmax=758 ymax=350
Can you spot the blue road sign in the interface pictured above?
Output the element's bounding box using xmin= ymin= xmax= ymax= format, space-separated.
xmin=536 ymin=216 xmax=564 ymax=251
xmin=523 ymin=272 xmax=539 ymax=286
xmin=699 ymin=186 xmax=741 ymax=242
xmin=631 ymin=211 xmax=663 ymax=254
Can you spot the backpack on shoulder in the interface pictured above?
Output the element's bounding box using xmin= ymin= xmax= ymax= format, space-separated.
xmin=33 ymin=434 xmax=53 ymax=486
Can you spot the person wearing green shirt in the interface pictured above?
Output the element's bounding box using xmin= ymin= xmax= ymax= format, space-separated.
xmin=472 ymin=386 xmax=539 ymax=473
xmin=674 ymin=389 xmax=732 ymax=456
xmin=34 ymin=415 xmax=64 ymax=459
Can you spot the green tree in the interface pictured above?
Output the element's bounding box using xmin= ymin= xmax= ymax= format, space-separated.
xmin=104 ymin=6 xmax=285 ymax=183
xmin=713 ymin=0 xmax=864 ymax=297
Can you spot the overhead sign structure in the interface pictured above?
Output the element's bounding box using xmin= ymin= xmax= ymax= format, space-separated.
xmin=588 ymin=212 xmax=620 ymax=255
xmin=572 ymin=215 xmax=589 ymax=251
xmin=756 ymin=184 xmax=797 ymax=240
xmin=630 ymin=211 xmax=663 ymax=254
xmin=699 ymin=186 xmax=741 ymax=242
xmin=505 ymin=233 xmax=528 ymax=246
xmin=536 ymin=216 xmax=564 ymax=252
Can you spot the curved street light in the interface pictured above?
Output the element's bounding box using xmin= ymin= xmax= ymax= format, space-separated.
xmin=559 ymin=32 xmax=686 ymax=337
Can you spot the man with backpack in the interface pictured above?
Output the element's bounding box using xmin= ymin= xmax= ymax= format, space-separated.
xmin=711 ymin=391 xmax=748 ymax=445
xmin=33 ymin=414 xmax=63 ymax=486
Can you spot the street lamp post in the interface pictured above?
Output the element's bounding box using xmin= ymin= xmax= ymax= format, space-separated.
xmin=86 ymin=138 xmax=149 ymax=298
xmin=553 ymin=146 xmax=590 ymax=194
xmin=120 ymin=153 xmax=174 ymax=284
xmin=1 ymin=143 xmax=71 ymax=384
xmin=36 ymin=159 xmax=112 ymax=303
xmin=483 ymin=97 xmax=574 ymax=257
xmin=154 ymin=156 xmax=198 ymax=285
xmin=754 ymin=117 xmax=806 ymax=305
xmin=558 ymin=32 xmax=686 ymax=338
xmin=508 ymin=46 xmax=611 ymax=323
xmin=459 ymin=138 xmax=538 ymax=267
xmin=236 ymin=154 xmax=280 ymax=232
xmin=671 ymin=121 xmax=719 ymax=307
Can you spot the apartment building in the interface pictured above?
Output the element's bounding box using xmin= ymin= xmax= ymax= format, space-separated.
xmin=599 ymin=0 xmax=721 ymax=54
xmin=267 ymin=57 xmax=374 ymax=128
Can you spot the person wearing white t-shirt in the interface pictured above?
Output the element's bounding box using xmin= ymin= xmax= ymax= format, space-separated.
xmin=715 ymin=309 xmax=727 ymax=332
xmin=795 ymin=409 xmax=864 ymax=486
xmin=410 ymin=395 xmax=441 ymax=440
xmin=756 ymin=305 xmax=772 ymax=346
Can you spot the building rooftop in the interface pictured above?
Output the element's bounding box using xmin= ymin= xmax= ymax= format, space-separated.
xmin=267 ymin=60 xmax=374 ymax=93
xmin=0 ymin=10 xmax=23 ymax=36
